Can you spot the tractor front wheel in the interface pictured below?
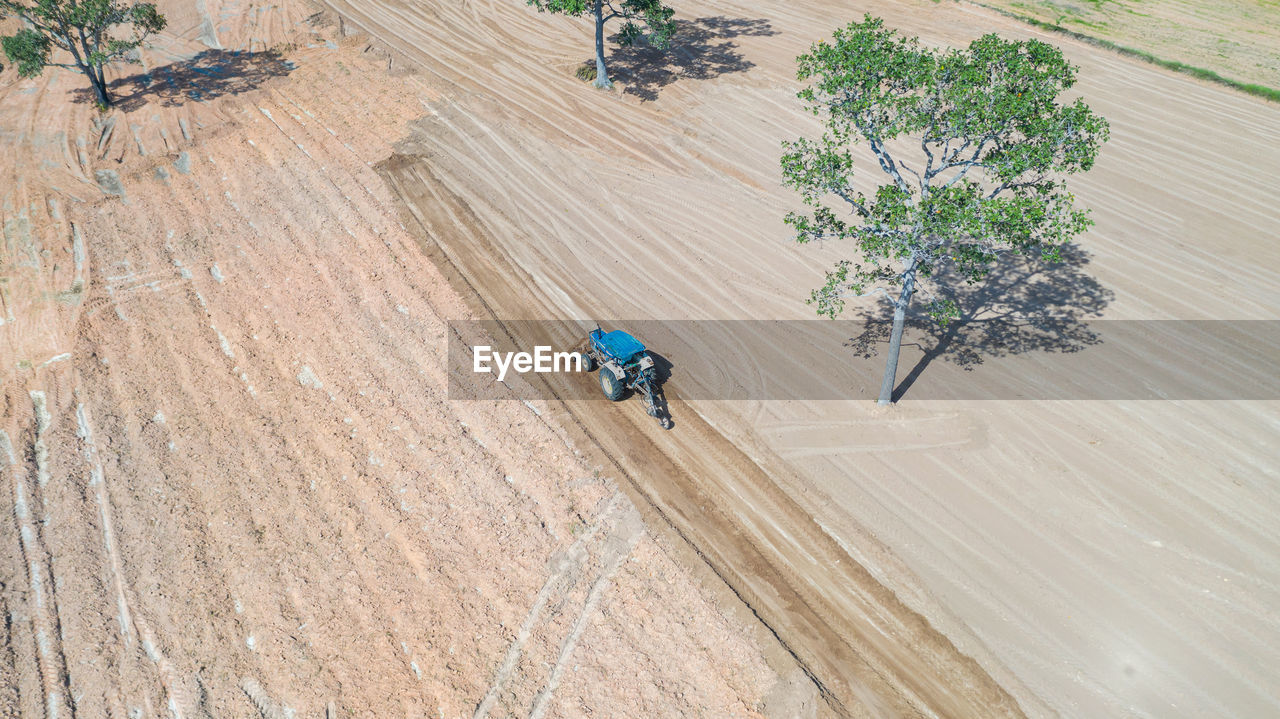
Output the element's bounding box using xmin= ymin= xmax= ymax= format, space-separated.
xmin=580 ymin=351 xmax=597 ymax=372
xmin=599 ymin=367 xmax=625 ymax=401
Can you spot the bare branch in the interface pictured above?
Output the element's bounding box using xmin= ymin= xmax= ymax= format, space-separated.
xmin=831 ymin=187 xmax=870 ymax=217
xmin=985 ymin=173 xmax=1046 ymax=200
xmin=831 ymin=286 xmax=897 ymax=306
xmin=898 ymin=158 xmax=923 ymax=187
xmin=865 ymin=132 xmax=912 ymax=197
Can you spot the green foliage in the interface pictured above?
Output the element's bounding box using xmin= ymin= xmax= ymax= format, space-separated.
xmin=529 ymin=0 xmax=675 ymax=47
xmin=782 ymin=16 xmax=1109 ymax=322
xmin=529 ymin=0 xmax=675 ymax=86
xmin=616 ymin=0 xmax=675 ymax=49
xmin=1 ymin=27 xmax=50 ymax=77
xmin=0 ymin=0 xmax=166 ymax=103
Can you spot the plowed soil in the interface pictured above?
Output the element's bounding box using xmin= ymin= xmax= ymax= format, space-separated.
xmin=0 ymin=4 xmax=793 ymax=717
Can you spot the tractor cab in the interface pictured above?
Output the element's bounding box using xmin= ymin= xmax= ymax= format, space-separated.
xmin=592 ymin=329 xmax=647 ymax=366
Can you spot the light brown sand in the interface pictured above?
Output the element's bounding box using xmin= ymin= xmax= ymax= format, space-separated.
xmin=3 ymin=0 xmax=1278 ymax=717
xmin=318 ymin=0 xmax=1280 ymax=716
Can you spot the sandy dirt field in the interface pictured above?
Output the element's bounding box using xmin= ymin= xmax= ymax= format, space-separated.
xmin=0 ymin=4 xmax=810 ymax=717
xmin=3 ymin=0 xmax=1279 ymax=717
xmin=313 ymin=0 xmax=1280 ymax=716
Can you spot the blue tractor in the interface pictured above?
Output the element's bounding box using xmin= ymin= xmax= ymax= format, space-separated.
xmin=581 ymin=325 xmax=671 ymax=429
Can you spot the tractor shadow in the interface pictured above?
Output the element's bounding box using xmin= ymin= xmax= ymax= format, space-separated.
xmin=578 ymin=349 xmax=675 ymax=429
xmin=601 ymin=351 xmax=675 ymax=429
xmin=72 ymin=49 xmax=296 ymax=111
xmin=844 ymin=245 xmax=1114 ymax=401
xmin=645 ymin=351 xmax=675 ymax=429
xmin=607 ymin=16 xmax=776 ymax=101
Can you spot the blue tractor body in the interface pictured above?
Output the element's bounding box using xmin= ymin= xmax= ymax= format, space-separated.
xmin=583 ymin=326 xmax=670 ymax=428
xmin=591 ymin=329 xmax=646 ymax=364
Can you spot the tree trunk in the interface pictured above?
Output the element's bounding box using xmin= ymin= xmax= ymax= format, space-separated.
xmin=72 ymin=31 xmax=112 ymax=107
xmin=877 ymin=258 xmax=917 ymax=405
xmin=82 ymin=63 xmax=112 ymax=106
xmin=65 ymin=36 xmax=111 ymax=107
xmin=592 ymin=0 xmax=611 ymax=88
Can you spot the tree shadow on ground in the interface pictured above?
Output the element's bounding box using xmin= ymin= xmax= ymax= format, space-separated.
xmin=606 ymin=16 xmax=776 ymax=101
xmin=71 ymin=49 xmax=296 ymax=111
xmin=845 ymin=245 xmax=1114 ymax=401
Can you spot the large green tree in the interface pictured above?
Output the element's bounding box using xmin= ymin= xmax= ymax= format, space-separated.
xmin=528 ymin=0 xmax=674 ymax=89
xmin=1 ymin=0 xmax=165 ymax=107
xmin=782 ymin=16 xmax=1109 ymax=404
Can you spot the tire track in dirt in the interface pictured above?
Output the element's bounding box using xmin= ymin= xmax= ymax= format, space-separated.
xmin=73 ymin=398 xmax=201 ymax=719
xmin=526 ymin=500 xmax=644 ymax=719
xmin=474 ymin=492 xmax=636 ymax=719
xmin=2 ymin=396 xmax=74 ymax=719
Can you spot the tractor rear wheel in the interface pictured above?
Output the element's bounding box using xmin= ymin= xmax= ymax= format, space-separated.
xmin=599 ymin=367 xmax=625 ymax=401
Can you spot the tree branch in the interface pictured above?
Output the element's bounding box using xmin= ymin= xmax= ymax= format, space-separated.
xmin=898 ymin=158 xmax=923 ymax=188
xmin=831 ymin=187 xmax=870 ymax=217
xmin=865 ymin=132 xmax=912 ymax=198
xmin=985 ymin=173 xmax=1046 ymax=200
xmin=4 ymin=6 xmax=70 ymax=51
xmin=843 ymin=286 xmax=896 ymax=306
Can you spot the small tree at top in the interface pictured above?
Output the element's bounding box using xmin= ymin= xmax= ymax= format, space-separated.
xmin=528 ymin=0 xmax=675 ymax=89
xmin=1 ymin=0 xmax=166 ymax=107
xmin=782 ymin=16 xmax=1108 ymax=404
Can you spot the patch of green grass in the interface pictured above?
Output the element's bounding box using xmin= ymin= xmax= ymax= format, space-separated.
xmin=575 ymin=61 xmax=597 ymax=83
xmin=973 ymin=2 xmax=1280 ymax=103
